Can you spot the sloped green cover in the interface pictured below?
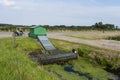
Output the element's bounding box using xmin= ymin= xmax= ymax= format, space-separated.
xmin=34 ymin=27 xmax=46 ymax=35
xmin=29 ymin=25 xmax=46 ymax=38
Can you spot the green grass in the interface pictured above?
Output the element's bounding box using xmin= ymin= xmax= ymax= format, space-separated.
xmin=0 ymin=37 xmax=58 ymax=80
xmin=107 ymin=36 xmax=120 ymax=41
xmin=44 ymin=57 xmax=112 ymax=80
xmin=50 ymin=38 xmax=120 ymax=75
xmin=0 ymin=37 xmax=119 ymax=80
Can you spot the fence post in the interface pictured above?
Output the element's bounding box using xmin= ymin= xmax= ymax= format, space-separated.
xmin=12 ymin=32 xmax=16 ymax=48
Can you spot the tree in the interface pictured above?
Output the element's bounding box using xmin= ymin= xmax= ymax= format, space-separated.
xmin=92 ymin=22 xmax=116 ymax=32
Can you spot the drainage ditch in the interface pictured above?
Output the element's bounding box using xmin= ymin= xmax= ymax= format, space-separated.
xmin=27 ymin=50 xmax=120 ymax=80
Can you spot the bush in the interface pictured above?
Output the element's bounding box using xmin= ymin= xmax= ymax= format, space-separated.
xmin=107 ymin=36 xmax=120 ymax=41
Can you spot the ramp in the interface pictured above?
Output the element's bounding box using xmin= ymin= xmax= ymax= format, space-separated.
xmin=36 ymin=35 xmax=78 ymax=64
xmin=37 ymin=36 xmax=56 ymax=51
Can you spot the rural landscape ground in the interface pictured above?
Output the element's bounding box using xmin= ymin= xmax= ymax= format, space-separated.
xmin=0 ymin=0 xmax=120 ymax=79
xmin=0 ymin=31 xmax=120 ymax=51
xmin=48 ymin=31 xmax=120 ymax=51
xmin=0 ymin=31 xmax=120 ymax=80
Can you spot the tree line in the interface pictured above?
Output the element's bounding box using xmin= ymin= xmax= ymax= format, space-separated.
xmin=0 ymin=22 xmax=119 ymax=32
xmin=0 ymin=23 xmax=29 ymax=32
xmin=91 ymin=22 xmax=119 ymax=33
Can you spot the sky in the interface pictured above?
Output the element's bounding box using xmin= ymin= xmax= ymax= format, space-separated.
xmin=0 ymin=0 xmax=120 ymax=27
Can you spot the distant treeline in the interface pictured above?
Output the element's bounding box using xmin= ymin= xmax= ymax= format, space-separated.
xmin=0 ymin=22 xmax=119 ymax=32
xmin=0 ymin=23 xmax=29 ymax=32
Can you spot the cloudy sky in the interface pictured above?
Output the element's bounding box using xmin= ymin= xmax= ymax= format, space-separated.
xmin=0 ymin=0 xmax=120 ymax=27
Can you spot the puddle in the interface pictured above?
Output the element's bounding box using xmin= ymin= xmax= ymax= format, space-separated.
xmin=64 ymin=65 xmax=93 ymax=80
xmin=64 ymin=65 xmax=120 ymax=80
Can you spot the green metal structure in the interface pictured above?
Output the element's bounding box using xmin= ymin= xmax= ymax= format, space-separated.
xmin=29 ymin=25 xmax=46 ymax=38
xmin=28 ymin=25 xmax=78 ymax=64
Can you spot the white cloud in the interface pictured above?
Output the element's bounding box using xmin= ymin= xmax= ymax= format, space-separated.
xmin=0 ymin=0 xmax=15 ymax=6
xmin=0 ymin=0 xmax=21 ymax=10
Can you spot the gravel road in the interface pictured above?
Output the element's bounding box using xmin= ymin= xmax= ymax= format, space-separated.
xmin=0 ymin=32 xmax=28 ymax=38
xmin=0 ymin=32 xmax=13 ymax=38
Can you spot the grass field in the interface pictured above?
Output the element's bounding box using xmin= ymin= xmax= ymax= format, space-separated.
xmin=45 ymin=38 xmax=120 ymax=80
xmin=0 ymin=37 xmax=58 ymax=80
xmin=44 ymin=58 xmax=112 ymax=80
xmin=0 ymin=37 xmax=119 ymax=80
xmin=66 ymin=30 xmax=120 ymax=40
xmin=50 ymin=39 xmax=120 ymax=72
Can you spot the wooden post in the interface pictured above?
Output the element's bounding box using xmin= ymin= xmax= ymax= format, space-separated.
xmin=12 ymin=32 xmax=16 ymax=48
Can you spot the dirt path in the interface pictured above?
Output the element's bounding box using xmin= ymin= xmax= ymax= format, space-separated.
xmin=0 ymin=32 xmax=28 ymax=38
xmin=0 ymin=32 xmax=12 ymax=38
xmin=48 ymin=32 xmax=120 ymax=51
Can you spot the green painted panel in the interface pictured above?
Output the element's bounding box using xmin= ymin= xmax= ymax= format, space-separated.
xmin=30 ymin=29 xmax=34 ymax=33
xmin=29 ymin=25 xmax=46 ymax=38
xmin=29 ymin=33 xmax=36 ymax=38
xmin=34 ymin=27 xmax=46 ymax=35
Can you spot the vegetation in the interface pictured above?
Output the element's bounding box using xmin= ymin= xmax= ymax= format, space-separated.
xmin=50 ymin=38 xmax=120 ymax=76
xmin=66 ymin=30 xmax=120 ymax=40
xmin=44 ymin=22 xmax=119 ymax=31
xmin=44 ymin=58 xmax=112 ymax=80
xmin=0 ymin=37 xmax=119 ymax=80
xmin=0 ymin=22 xmax=119 ymax=32
xmin=92 ymin=22 xmax=117 ymax=30
xmin=0 ymin=23 xmax=29 ymax=32
xmin=107 ymin=36 xmax=120 ymax=41
xmin=0 ymin=37 xmax=58 ymax=80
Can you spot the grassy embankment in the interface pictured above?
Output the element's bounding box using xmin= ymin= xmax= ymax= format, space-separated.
xmin=50 ymin=39 xmax=120 ymax=76
xmin=63 ymin=31 xmax=120 ymax=72
xmin=0 ymin=37 xmax=58 ymax=80
xmin=0 ymin=37 xmax=119 ymax=80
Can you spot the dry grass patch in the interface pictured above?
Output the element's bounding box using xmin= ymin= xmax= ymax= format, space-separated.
xmin=66 ymin=30 xmax=120 ymax=40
